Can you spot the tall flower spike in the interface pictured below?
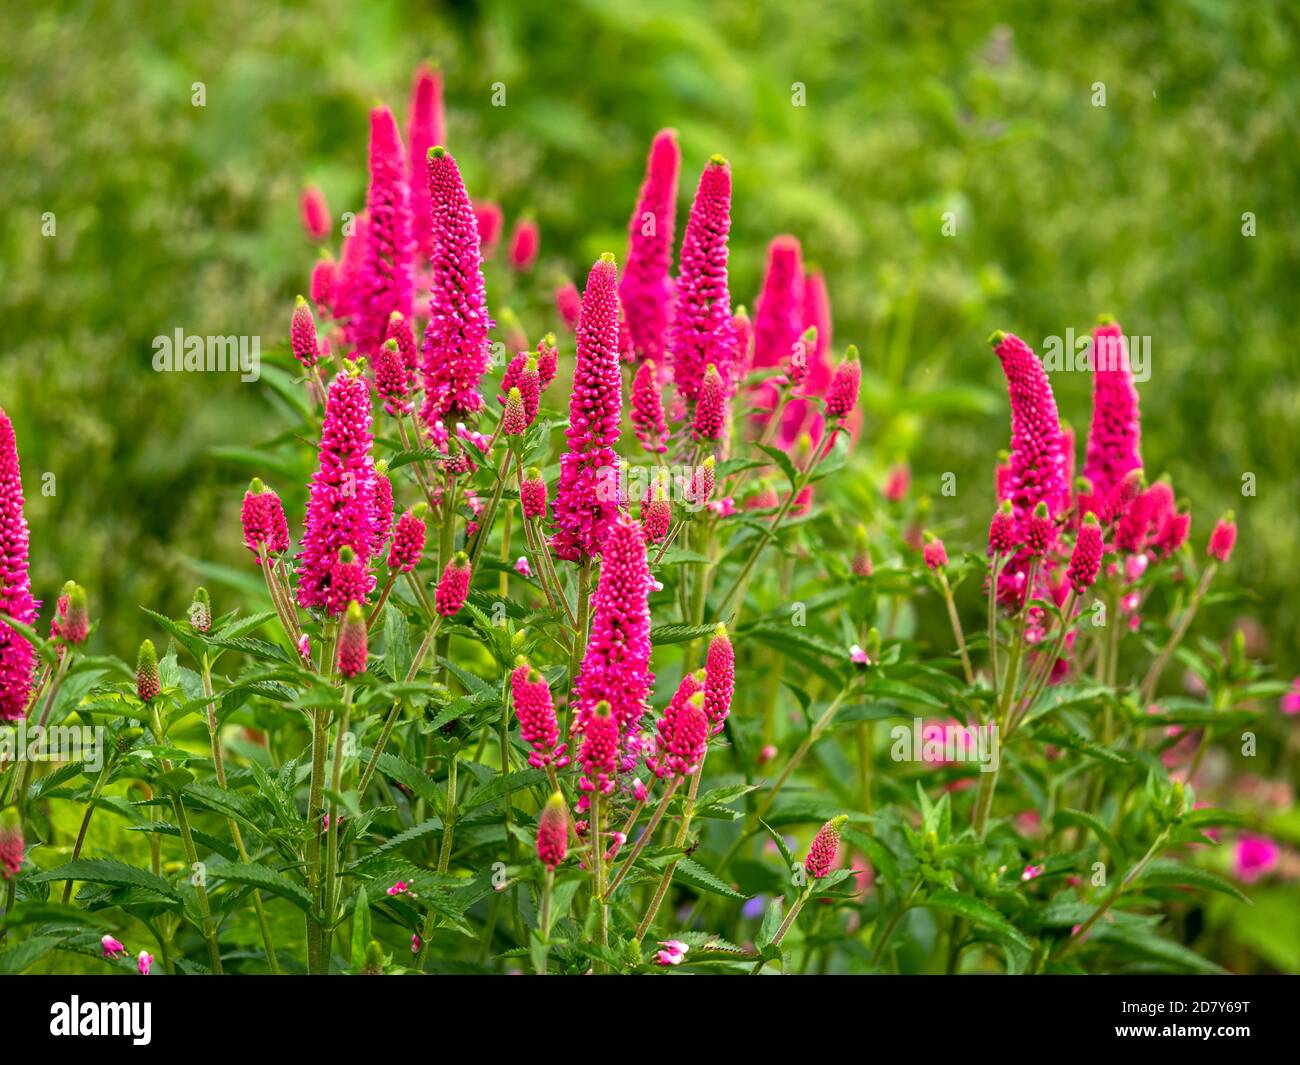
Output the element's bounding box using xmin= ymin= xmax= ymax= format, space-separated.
xmin=388 ymin=503 xmax=428 ymax=573
xmin=435 ymin=551 xmax=471 ymax=616
xmin=291 ymin=296 xmax=321 ymax=369
xmin=647 ymin=690 xmax=709 ymax=779
xmin=753 ymin=235 xmax=805 ymax=372
xmin=537 ymin=791 xmax=569 ymax=870
xmin=0 ymin=408 xmax=37 ymax=722
xmin=550 ymin=254 xmax=624 ymax=562
xmin=572 ymin=513 xmax=654 ymax=755
xmin=991 ymin=331 xmax=1070 ymax=524
xmin=805 ymin=815 xmax=847 ymax=879
xmin=337 ymin=601 xmax=368 ymax=678
xmin=521 ymin=467 xmax=548 ymax=520
xmin=242 ymin=478 xmax=290 ymax=561
xmin=137 ymin=640 xmax=160 ymax=703
xmin=577 ymin=701 xmax=619 ymax=797
xmin=1068 ymin=513 xmax=1104 ymax=593
xmin=0 ymin=809 xmax=23 ymax=880
xmin=703 ymin=623 xmax=734 ymax=733
xmin=1083 ymin=317 xmax=1142 ymax=500
xmin=420 ymin=147 xmax=493 ymax=425
xmin=374 ymin=339 xmax=413 ymax=416
xmin=384 ymin=312 xmax=420 ymax=389
xmin=502 ymin=387 xmax=527 ymax=436
xmin=333 ymin=212 xmax=368 ymax=322
xmin=512 ymin=659 xmax=567 ymax=769
xmin=311 ymin=257 xmax=336 ymax=317
xmin=407 ymin=63 xmax=445 ymax=260
xmin=295 ymin=371 xmax=378 ymax=611
xmin=620 ymin=129 xmax=681 ymax=365
xmin=693 ymin=363 xmax=726 ymax=441
xmin=670 ymin=156 xmax=737 ymax=404
xmin=349 ymin=106 xmax=415 ymax=357
xmin=641 ymin=482 xmax=671 ymax=543
xmin=300 ymin=185 xmax=331 ymax=241
xmin=825 ymin=345 xmax=861 ymax=420
xmin=508 ymin=217 xmax=539 ymax=271
xmin=631 ymin=359 xmax=668 ymax=454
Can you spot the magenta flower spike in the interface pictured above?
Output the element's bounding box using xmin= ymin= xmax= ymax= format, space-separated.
xmin=550 ymin=254 xmax=624 ymax=562
xmin=508 ymin=217 xmax=540 ymax=271
xmin=384 ymin=311 xmax=421 ymax=388
xmin=371 ymin=462 xmax=394 ymax=555
xmin=512 ymin=659 xmax=567 ymax=769
xmin=1067 ymin=513 xmax=1104 ymax=593
xmin=407 ymin=63 xmax=445 ymax=260
xmin=640 ymin=483 xmax=671 ymax=543
xmin=753 ymin=235 xmax=805 ymax=374
xmin=534 ymin=334 xmax=559 ymax=391
xmin=825 ymin=345 xmax=861 ymax=420
xmin=348 ymin=106 xmax=415 ymax=357
xmin=631 ymin=359 xmax=669 ymax=454
xmin=311 ymin=257 xmax=337 ymax=317
xmin=620 ymin=129 xmax=681 ymax=366
xmin=333 ymin=212 xmax=369 ymax=323
xmin=988 ymin=499 xmax=1017 ymax=555
xmin=991 ymin=331 xmax=1070 ymax=523
xmin=435 ymin=551 xmax=472 ymax=617
xmin=923 ymin=537 xmax=948 ymax=570
xmin=473 ymin=200 xmax=503 ymax=254
xmin=291 ymin=296 xmax=321 ymax=370
xmin=805 ymin=815 xmax=847 ymax=879
xmin=693 ymin=363 xmax=727 ymax=441
xmin=388 ymin=504 xmax=428 ymax=573
xmin=0 ymin=408 xmax=37 ymax=722
xmin=1208 ymin=512 xmax=1237 ymax=563
xmin=300 ymin=185 xmax=331 ymax=241
xmin=336 ymin=601 xmax=368 ymax=678
xmin=1083 ymin=318 xmax=1142 ymax=500
xmin=0 ymin=810 xmax=23 ymax=880
xmin=555 ymin=281 xmax=581 ymax=331
xmin=572 ymin=512 xmax=653 ymax=757
xmin=242 ymin=478 xmax=290 ymax=562
xmin=136 ymin=639 xmax=160 ymax=703
xmin=374 ymin=339 xmax=413 ymax=416
xmin=670 ymin=156 xmax=737 ymax=405
xmin=502 ymin=387 xmax=527 ymax=436
xmin=295 ymin=371 xmax=378 ymax=612
xmin=537 ymin=791 xmax=569 ymax=870
xmin=420 ymin=147 xmax=493 ymax=426
xmin=703 ymin=623 xmax=734 ymax=733
xmin=577 ymin=701 xmax=620 ymax=798
xmin=647 ymin=690 xmax=709 ymax=780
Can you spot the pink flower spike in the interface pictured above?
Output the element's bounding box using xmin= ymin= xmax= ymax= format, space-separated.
xmin=1083 ymin=317 xmax=1143 ymax=500
xmin=435 ymin=552 xmax=472 ymax=617
xmin=336 ymin=601 xmax=368 ymax=678
xmin=641 ymin=483 xmax=671 ymax=544
xmin=0 ymin=408 xmax=37 ymax=722
xmin=693 ymin=363 xmax=727 ymax=441
xmin=0 ymin=812 xmax=24 ymax=880
xmin=620 ymin=129 xmax=680 ymax=365
xmin=923 ymin=537 xmax=948 ymax=571
xmin=883 ymin=463 xmax=910 ymax=502
xmin=300 ymin=185 xmax=330 ymax=240
xmin=804 ymin=816 xmax=847 ymax=879
xmin=311 ymin=257 xmax=336 ymax=317
xmin=825 ymin=345 xmax=861 ymax=419
xmin=421 ymin=148 xmax=494 ymax=426
xmin=384 ymin=311 xmax=420 ymax=388
xmin=295 ymin=371 xmax=378 ymax=612
xmin=348 ymin=105 xmax=414 ymax=357
xmin=753 ymin=235 xmax=805 ymax=374
xmin=555 ymin=281 xmax=581 ymax=331
xmin=472 ymin=200 xmax=503 ymax=254
xmin=537 ymin=791 xmax=569 ymax=870
xmin=291 ymin=296 xmax=321 ymax=369
xmin=502 ymin=387 xmax=527 ymax=436
xmin=407 ymin=63 xmax=445 ymax=259
xmin=989 ymin=500 xmax=1017 ymax=555
xmin=520 ymin=467 xmax=549 ymax=520
xmin=703 ymin=623 xmax=734 ymax=732
xmin=631 ymin=359 xmax=669 ymax=454
xmin=508 ymin=217 xmax=539 ymax=271
xmin=1067 ymin=513 xmax=1104 ymax=593
xmin=670 ymin=156 xmax=737 ymax=405
xmin=241 ymin=478 xmax=290 ymax=563
xmin=1208 ymin=512 xmax=1236 ymax=563
xmin=101 ymin=935 xmax=127 ymax=960
xmin=374 ymin=339 xmax=413 ymax=417
xmin=512 ymin=660 xmax=566 ymax=769
xmin=577 ymin=701 xmax=621 ymax=797
xmin=647 ymin=689 xmax=709 ymax=779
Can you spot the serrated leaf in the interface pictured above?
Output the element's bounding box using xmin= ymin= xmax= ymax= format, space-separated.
xmin=1138 ymin=860 xmax=1250 ymax=903
xmin=924 ymin=889 xmax=1031 ymax=952
xmin=648 ymin=623 xmax=717 ymax=645
xmin=350 ymin=887 xmax=371 ymax=973
xmin=673 ymin=857 xmax=748 ymax=900
xmin=29 ymin=859 xmax=179 ymax=900
xmin=1053 ymin=808 xmax=1124 ymax=862
xmin=205 ymin=859 xmax=314 ymax=914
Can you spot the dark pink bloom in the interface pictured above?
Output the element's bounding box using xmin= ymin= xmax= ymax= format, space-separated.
xmin=241 ymin=478 xmax=290 ymax=561
xmin=555 ymin=281 xmax=581 ymax=331
xmin=407 ymin=64 xmax=445 ymax=259
xmin=534 ymin=334 xmax=559 ymax=390
xmin=420 ymin=149 xmax=493 ymax=426
xmin=620 ymin=129 xmax=680 ymax=365
xmin=374 ymin=340 xmax=413 ymax=416
xmin=311 ymin=257 xmax=337 ymax=317
xmin=136 ymin=640 xmax=160 ymax=703
xmin=387 ymin=505 xmax=427 ymax=573
xmin=1234 ymin=835 xmax=1279 ymax=883
xmin=512 ymin=661 xmax=567 ymax=769
xmin=1280 ymin=678 xmax=1300 ymax=716
xmin=1068 ymin=513 xmax=1104 ymax=592
xmin=923 ymin=538 xmax=948 ymax=570
xmin=537 ymin=792 xmax=569 ymax=870
xmin=349 ymin=106 xmax=415 ymax=357
xmin=332 ymin=212 xmax=368 ymax=322
xmin=572 ymin=513 xmax=653 ymax=757
xmin=300 ymin=185 xmax=330 ymax=240
xmin=435 ymin=552 xmax=471 ymax=616
xmin=825 ymin=346 xmax=861 ymax=419
xmin=0 ymin=409 xmax=36 ymax=722
xmin=0 ymin=812 xmax=23 ymax=880
xmin=1208 ymin=513 xmax=1236 ymax=563
xmin=520 ymin=467 xmax=548 ymax=520
xmin=883 ymin=463 xmax=910 ymax=502
xmin=1083 ymin=319 xmax=1142 ymax=500
xmin=502 ymin=387 xmax=527 ymax=436
xmin=508 ymin=217 xmax=539 ymax=271
xmin=1025 ymin=503 xmax=1055 ymax=559
xmin=631 ymin=359 xmax=668 ymax=454
xmin=384 ymin=311 xmax=420 ymax=388
xmin=687 ymin=457 xmax=715 ymax=508
xmin=336 ymin=601 xmax=368 ymax=678
xmin=291 ymin=296 xmax=321 ymax=369
xmin=1152 ymin=509 xmax=1191 ymax=557
xmin=326 ymin=547 xmax=369 ymax=616
xmin=805 ymin=816 xmax=846 ymax=879
xmin=295 ymin=372 xmax=378 ymax=612
xmin=703 ymin=624 xmax=734 ymax=732
xmin=670 ymin=157 xmax=737 ymax=404
xmin=577 ymin=701 xmax=620 ymax=797
xmin=500 ymin=353 xmax=541 ymax=424
xmin=386 ymin=880 xmax=409 ymax=896
xmin=753 ymin=235 xmax=804 ymax=373
xmin=550 ymin=255 xmax=624 ymax=562
xmin=371 ymin=466 xmax=394 ymax=554
xmin=640 ymin=485 xmax=671 ymax=543
xmin=52 ymin=583 xmax=91 ymax=645
xmin=647 ymin=690 xmax=708 ymax=779
xmin=693 ymin=363 xmax=726 ymax=441
xmin=991 ymin=331 xmax=1071 ymax=523
xmin=654 ymin=939 xmax=689 ymax=966
xmin=988 ymin=500 xmax=1017 ymax=554
xmin=472 ymin=200 xmax=503 ymax=255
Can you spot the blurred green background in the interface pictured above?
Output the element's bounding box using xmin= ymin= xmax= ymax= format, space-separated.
xmin=4 ymin=1 xmax=1297 ymax=673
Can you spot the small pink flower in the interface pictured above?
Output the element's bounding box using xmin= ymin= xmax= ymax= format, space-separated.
xmin=537 ymin=792 xmax=569 ymax=870
xmin=922 ymin=537 xmax=947 ymax=570
xmin=825 ymin=346 xmax=861 ymax=419
xmin=137 ymin=950 xmax=153 ymax=976
xmin=1281 ymin=678 xmax=1300 ymax=715
xmin=508 ymin=218 xmax=539 ymax=271
xmin=101 ymin=935 xmax=127 ymax=959
xmin=850 ymin=644 xmax=871 ymax=666
xmin=387 ymin=880 xmax=410 ymax=896
xmin=708 ymin=496 xmax=736 ymax=518
xmin=1234 ymin=835 xmax=1279 ymax=883
xmin=297 ymin=633 xmax=311 ymax=665
xmin=411 ymin=933 xmax=421 ymax=954
xmin=883 ymin=464 xmax=910 ymax=502
xmin=300 ymin=185 xmax=330 ymax=240
xmin=654 ymin=939 xmax=689 ymax=966
xmin=758 ymin=743 xmax=777 ymax=765
xmin=1208 ymin=512 xmax=1237 ymax=563
xmin=1021 ymin=863 xmax=1044 ymax=882
xmin=514 ymin=556 xmax=532 ymax=578
xmin=632 ymin=778 xmax=648 ymax=803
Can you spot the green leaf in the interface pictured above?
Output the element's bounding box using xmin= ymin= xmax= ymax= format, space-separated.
xmin=384 ymin=604 xmax=412 ymax=683
xmin=648 ymin=623 xmax=717 ymax=645
xmin=350 ymin=887 xmax=371 ymax=973
xmin=1138 ymin=860 xmax=1251 ymax=903
xmin=0 ymin=935 xmax=63 ymax=974
xmin=758 ymin=818 xmax=797 ymax=872
xmin=205 ymin=859 xmax=315 ymax=914
xmin=1090 ymin=922 xmax=1227 ymax=974
xmin=1053 ymin=808 xmax=1124 ymax=862
xmin=756 ymin=444 xmax=799 ymax=491
xmin=924 ymin=889 xmax=1031 ymax=952
xmin=756 ymin=896 xmax=784 ymax=950
xmin=29 ymin=858 xmax=179 ymax=900
xmin=672 ymin=857 xmax=748 ymax=900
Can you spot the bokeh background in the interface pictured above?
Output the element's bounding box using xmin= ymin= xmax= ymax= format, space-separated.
xmin=3 ymin=0 xmax=1298 ymax=967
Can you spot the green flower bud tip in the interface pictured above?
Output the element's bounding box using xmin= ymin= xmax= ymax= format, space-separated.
xmin=1082 ymin=511 xmax=1100 ymax=527
xmin=988 ymin=330 xmax=1008 ymax=346
xmin=600 ymin=251 xmax=616 ymax=265
xmin=249 ymin=477 xmax=267 ymax=494
xmin=429 ymin=145 xmax=447 ymax=159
